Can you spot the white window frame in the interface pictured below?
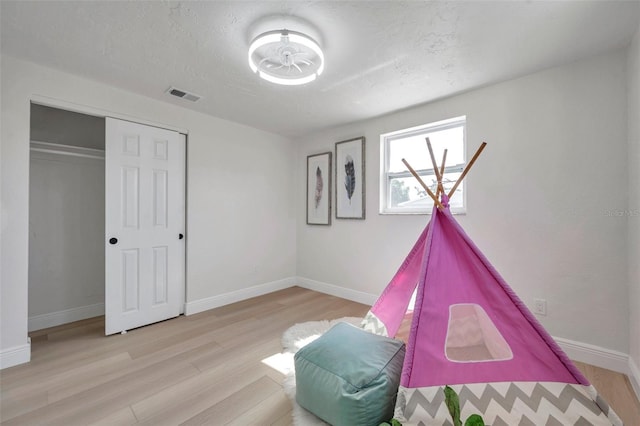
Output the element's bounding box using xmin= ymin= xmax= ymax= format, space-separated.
xmin=380 ymin=116 xmax=466 ymax=215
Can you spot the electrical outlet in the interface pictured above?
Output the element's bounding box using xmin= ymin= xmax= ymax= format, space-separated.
xmin=534 ymin=298 xmax=547 ymax=316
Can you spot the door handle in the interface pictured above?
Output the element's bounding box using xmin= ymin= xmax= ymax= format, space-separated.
xmin=179 ymin=233 xmax=184 ymax=240
xmin=109 ymin=237 xmax=118 ymax=245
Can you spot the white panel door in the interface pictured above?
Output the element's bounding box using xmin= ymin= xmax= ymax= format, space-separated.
xmin=105 ymin=118 xmax=185 ymax=335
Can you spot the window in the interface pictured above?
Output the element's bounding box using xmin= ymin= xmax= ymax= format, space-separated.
xmin=380 ymin=116 xmax=466 ymax=214
xmin=445 ymin=304 xmax=512 ymax=363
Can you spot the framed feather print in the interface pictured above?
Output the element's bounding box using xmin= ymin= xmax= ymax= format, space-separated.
xmin=335 ymin=137 xmax=365 ymax=219
xmin=306 ymin=152 xmax=332 ymax=225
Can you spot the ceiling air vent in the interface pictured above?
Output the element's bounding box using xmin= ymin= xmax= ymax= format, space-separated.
xmin=166 ymin=86 xmax=202 ymax=102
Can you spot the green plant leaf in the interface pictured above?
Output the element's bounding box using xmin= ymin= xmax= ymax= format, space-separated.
xmin=444 ymin=386 xmax=462 ymax=426
xmin=464 ymin=414 xmax=485 ymax=426
xmin=379 ymin=420 xmax=402 ymax=426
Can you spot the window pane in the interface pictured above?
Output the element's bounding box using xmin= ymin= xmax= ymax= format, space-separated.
xmin=389 ymin=171 xmax=463 ymax=209
xmin=388 ymin=126 xmax=464 ymax=173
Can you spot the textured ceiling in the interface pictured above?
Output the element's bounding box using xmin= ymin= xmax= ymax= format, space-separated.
xmin=2 ymin=1 xmax=639 ymax=138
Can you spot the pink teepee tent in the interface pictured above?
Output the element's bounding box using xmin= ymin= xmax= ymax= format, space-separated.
xmin=362 ymin=142 xmax=622 ymax=425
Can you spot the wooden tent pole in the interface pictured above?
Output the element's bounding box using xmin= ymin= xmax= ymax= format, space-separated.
xmin=437 ymin=149 xmax=448 ymax=198
xmin=402 ymin=158 xmax=444 ymax=210
xmin=447 ymin=142 xmax=487 ymax=199
xmin=425 ymin=138 xmax=444 ymax=196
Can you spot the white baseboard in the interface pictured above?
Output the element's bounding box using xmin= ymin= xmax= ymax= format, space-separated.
xmin=296 ymin=277 xmax=378 ymax=306
xmin=629 ymin=356 xmax=640 ymax=401
xmin=184 ymin=277 xmax=297 ymax=316
xmin=0 ymin=341 xmax=31 ymax=369
xmin=554 ymin=336 xmax=630 ymax=375
xmin=29 ymin=303 xmax=104 ymax=331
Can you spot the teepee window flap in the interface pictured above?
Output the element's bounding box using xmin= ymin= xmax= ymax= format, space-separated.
xmin=444 ymin=303 xmax=513 ymax=363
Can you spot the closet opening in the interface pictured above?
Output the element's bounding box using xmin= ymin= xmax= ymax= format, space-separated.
xmin=29 ymin=104 xmax=106 ymax=332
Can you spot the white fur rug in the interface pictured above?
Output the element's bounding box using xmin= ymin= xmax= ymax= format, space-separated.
xmin=281 ymin=317 xmax=362 ymax=426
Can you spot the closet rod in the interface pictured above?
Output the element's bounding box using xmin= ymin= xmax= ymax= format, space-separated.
xmin=30 ymin=141 xmax=105 ymax=160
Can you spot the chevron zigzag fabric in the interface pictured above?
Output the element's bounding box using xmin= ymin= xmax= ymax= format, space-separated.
xmin=360 ymin=311 xmax=389 ymax=337
xmin=395 ymin=383 xmax=619 ymax=425
xmin=361 ymin=196 xmax=622 ymax=425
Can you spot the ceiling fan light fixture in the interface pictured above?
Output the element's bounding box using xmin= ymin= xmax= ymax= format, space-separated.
xmin=248 ymin=29 xmax=324 ymax=86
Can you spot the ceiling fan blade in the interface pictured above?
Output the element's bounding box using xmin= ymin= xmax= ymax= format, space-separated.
xmin=259 ymin=56 xmax=282 ymax=67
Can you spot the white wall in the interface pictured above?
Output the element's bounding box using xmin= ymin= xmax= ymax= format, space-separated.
xmin=628 ymin=23 xmax=640 ymax=394
xmin=0 ymin=55 xmax=297 ymax=367
xmin=297 ymin=49 xmax=629 ymax=354
xmin=29 ymin=149 xmax=105 ymax=328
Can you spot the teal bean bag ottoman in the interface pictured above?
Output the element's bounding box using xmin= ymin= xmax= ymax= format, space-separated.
xmin=294 ymin=322 xmax=406 ymax=426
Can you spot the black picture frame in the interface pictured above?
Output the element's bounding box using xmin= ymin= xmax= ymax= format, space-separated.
xmin=335 ymin=137 xmax=365 ymax=219
xmin=306 ymin=152 xmax=332 ymax=225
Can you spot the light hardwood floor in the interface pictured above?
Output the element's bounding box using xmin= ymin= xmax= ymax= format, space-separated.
xmin=1 ymin=287 xmax=639 ymax=425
